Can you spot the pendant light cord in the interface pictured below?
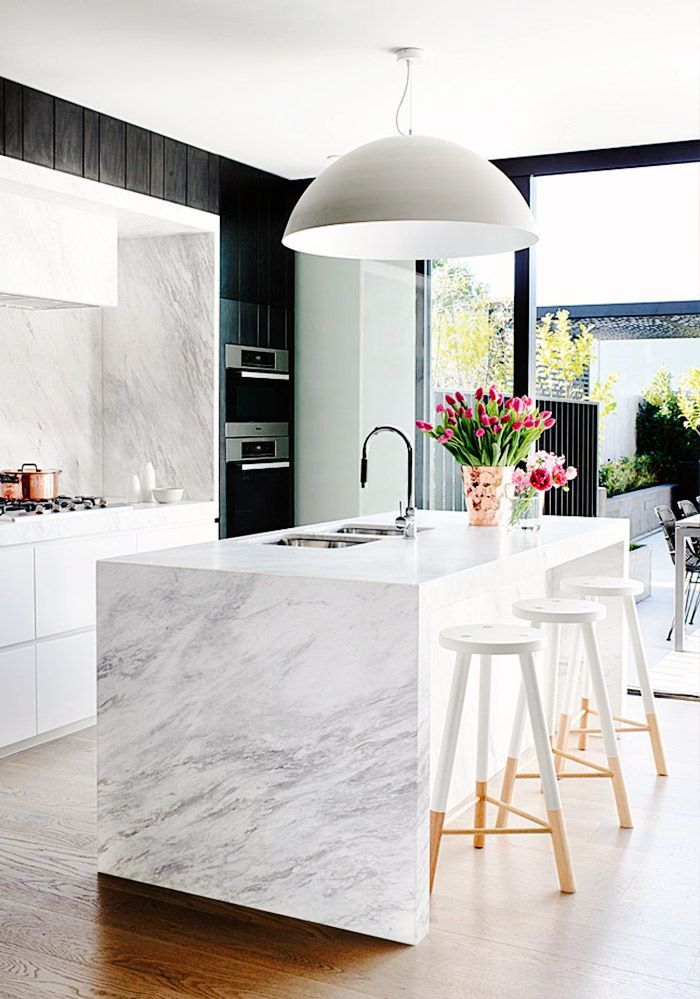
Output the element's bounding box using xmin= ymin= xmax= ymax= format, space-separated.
xmin=395 ymin=58 xmax=413 ymax=136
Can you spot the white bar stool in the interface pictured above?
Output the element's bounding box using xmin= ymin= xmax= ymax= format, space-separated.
xmin=430 ymin=623 xmax=575 ymax=895
xmin=497 ymin=597 xmax=633 ymax=830
xmin=561 ymin=576 xmax=668 ymax=776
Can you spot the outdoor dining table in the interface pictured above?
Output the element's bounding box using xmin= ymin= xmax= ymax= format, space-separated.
xmin=675 ymin=513 xmax=700 ymax=652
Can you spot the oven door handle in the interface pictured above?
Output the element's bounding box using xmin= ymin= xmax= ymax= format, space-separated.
xmin=239 ymin=461 xmax=290 ymax=471
xmin=238 ymin=371 xmax=289 ymax=381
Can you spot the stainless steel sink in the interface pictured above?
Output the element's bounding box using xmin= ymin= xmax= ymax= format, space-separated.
xmin=268 ymin=532 xmax=380 ymax=548
xmin=336 ymin=523 xmax=431 ymax=536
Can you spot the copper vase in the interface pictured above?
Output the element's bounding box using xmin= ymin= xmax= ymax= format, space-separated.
xmin=462 ymin=465 xmax=514 ymax=527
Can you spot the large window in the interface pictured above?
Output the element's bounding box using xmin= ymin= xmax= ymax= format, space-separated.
xmin=430 ymin=252 xmax=514 ymax=395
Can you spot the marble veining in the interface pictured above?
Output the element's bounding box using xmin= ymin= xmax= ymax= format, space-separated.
xmin=102 ymin=233 xmax=216 ymax=501
xmin=97 ymin=564 xmax=427 ymax=944
xmin=0 ymin=305 xmax=103 ymax=495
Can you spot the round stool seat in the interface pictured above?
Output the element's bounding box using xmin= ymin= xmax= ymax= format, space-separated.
xmin=561 ymin=575 xmax=643 ymax=598
xmin=513 ymin=597 xmax=606 ymax=625
xmin=439 ymin=623 xmax=544 ymax=657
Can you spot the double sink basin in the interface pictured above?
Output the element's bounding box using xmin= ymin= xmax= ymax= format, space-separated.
xmin=268 ymin=523 xmax=429 ymax=549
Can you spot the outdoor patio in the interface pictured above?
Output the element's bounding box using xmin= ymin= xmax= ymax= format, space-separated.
xmin=636 ymin=527 xmax=700 ymax=698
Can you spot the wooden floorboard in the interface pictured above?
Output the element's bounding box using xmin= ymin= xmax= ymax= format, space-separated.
xmin=0 ymin=698 xmax=698 ymax=998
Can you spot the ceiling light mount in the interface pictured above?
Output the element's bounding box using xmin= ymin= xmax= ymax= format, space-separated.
xmin=394 ymin=47 xmax=425 ymax=64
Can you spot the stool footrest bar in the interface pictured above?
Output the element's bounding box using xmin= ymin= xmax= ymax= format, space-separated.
xmin=482 ymin=794 xmax=550 ymax=827
xmin=552 ymin=748 xmax=614 ymax=775
xmin=443 ymin=826 xmax=550 ymax=836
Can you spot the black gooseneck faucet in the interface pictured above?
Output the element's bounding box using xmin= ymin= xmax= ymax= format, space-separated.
xmin=360 ymin=426 xmax=416 ymax=539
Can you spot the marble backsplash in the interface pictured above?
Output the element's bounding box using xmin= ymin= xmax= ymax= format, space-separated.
xmin=0 ymin=232 xmax=216 ymax=502
xmin=0 ymin=306 xmax=103 ymax=495
xmin=102 ymin=234 xmax=216 ymax=501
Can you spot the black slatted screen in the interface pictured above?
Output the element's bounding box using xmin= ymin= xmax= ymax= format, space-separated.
xmin=537 ymin=398 xmax=599 ymax=516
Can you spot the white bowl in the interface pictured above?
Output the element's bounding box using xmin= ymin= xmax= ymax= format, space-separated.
xmin=152 ymin=487 xmax=184 ymax=504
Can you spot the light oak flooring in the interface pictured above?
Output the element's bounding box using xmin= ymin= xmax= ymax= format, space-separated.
xmin=0 ymin=697 xmax=698 ymax=999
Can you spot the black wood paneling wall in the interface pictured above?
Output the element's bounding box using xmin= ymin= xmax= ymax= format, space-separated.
xmin=0 ymin=77 xmax=219 ymax=212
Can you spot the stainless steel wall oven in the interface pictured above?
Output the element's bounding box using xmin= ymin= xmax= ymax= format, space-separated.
xmin=224 ymin=346 xmax=291 ymax=537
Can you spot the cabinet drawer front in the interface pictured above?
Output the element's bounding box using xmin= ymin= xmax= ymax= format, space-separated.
xmin=36 ymin=631 xmax=96 ymax=733
xmin=0 ymin=645 xmax=36 ymax=746
xmin=0 ymin=547 xmax=35 ymax=648
xmin=136 ymin=522 xmax=218 ymax=553
xmin=35 ymin=533 xmax=137 ymax=638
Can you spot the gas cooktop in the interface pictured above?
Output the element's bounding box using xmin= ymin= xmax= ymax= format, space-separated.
xmin=0 ymin=495 xmax=109 ymax=519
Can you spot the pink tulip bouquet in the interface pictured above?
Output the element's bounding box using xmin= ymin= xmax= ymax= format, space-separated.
xmin=416 ymin=385 xmax=556 ymax=467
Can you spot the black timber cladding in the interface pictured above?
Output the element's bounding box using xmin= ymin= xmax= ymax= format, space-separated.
xmin=0 ymin=76 xmax=219 ymax=212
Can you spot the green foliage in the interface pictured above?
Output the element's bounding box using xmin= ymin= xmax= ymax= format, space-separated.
xmin=678 ymin=367 xmax=700 ymax=436
xmin=536 ymin=310 xmax=597 ymax=400
xmin=637 ymin=367 xmax=698 ymax=482
xmin=643 ymin=364 xmax=675 ymax=414
xmin=431 ymin=260 xmax=513 ymax=392
xmin=599 ymin=454 xmax=658 ymax=497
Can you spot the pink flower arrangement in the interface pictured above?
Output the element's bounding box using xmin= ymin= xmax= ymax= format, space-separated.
xmin=509 ymin=451 xmax=577 ymax=527
xmin=416 ymin=386 xmax=556 ymax=467
xmin=512 ymin=450 xmax=578 ymax=494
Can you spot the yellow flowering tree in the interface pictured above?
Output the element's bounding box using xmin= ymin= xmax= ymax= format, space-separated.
xmin=535 ymin=310 xmax=596 ymax=400
xmin=678 ymin=367 xmax=700 ymax=436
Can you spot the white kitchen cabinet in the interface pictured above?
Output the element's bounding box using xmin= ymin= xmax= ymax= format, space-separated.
xmin=1 ymin=506 xmax=216 ymax=754
xmin=35 ymin=532 xmax=138 ymax=638
xmin=0 ymin=547 xmax=35 ymax=648
xmin=36 ymin=631 xmax=96 ymax=733
xmin=0 ymin=645 xmax=36 ymax=745
xmin=136 ymin=522 xmax=218 ymax=554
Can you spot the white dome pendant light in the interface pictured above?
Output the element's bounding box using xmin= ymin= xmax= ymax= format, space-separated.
xmin=282 ymin=48 xmax=538 ymax=260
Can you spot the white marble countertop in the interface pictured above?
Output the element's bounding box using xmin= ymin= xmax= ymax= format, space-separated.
xmin=0 ymin=499 xmax=217 ymax=547
xmin=103 ymin=509 xmax=628 ymax=587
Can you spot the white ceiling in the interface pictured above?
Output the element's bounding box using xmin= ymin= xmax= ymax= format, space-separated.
xmin=1 ymin=0 xmax=698 ymax=179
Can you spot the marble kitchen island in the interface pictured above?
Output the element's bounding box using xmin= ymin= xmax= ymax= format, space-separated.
xmin=96 ymin=511 xmax=628 ymax=945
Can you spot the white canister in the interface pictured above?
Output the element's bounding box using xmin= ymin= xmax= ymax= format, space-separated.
xmin=126 ymin=474 xmax=142 ymax=504
xmin=140 ymin=462 xmax=156 ymax=502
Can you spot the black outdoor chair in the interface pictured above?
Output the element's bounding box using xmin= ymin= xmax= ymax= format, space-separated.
xmin=655 ymin=504 xmax=700 ymax=640
xmin=677 ymin=498 xmax=699 ymax=518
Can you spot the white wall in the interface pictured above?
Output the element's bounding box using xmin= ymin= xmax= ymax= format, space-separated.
xmin=594 ymin=337 xmax=700 ymax=461
xmin=295 ymin=257 xmax=416 ymax=525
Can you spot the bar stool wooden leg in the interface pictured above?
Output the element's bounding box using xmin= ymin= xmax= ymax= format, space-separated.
xmin=430 ymin=652 xmax=472 ymax=891
xmin=474 ymin=655 xmax=492 ymax=848
xmin=519 ymin=652 xmax=576 ymax=894
xmin=622 ymin=594 xmax=668 ymax=776
xmin=580 ymin=622 xmax=633 ymax=829
xmin=555 ymin=625 xmax=584 ymax=774
xmin=496 ymin=681 xmax=527 ymax=827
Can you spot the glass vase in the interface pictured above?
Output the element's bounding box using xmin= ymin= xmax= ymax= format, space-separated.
xmin=510 ymin=489 xmax=545 ymax=530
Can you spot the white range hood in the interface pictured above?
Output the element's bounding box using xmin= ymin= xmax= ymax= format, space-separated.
xmin=0 ymin=189 xmax=118 ymax=310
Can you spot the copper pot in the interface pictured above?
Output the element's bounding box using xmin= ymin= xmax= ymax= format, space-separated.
xmin=0 ymin=471 xmax=23 ymax=501
xmin=19 ymin=463 xmax=62 ymax=500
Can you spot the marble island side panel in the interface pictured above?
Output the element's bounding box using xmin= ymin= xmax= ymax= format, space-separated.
xmin=97 ymin=561 xmax=428 ymax=945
